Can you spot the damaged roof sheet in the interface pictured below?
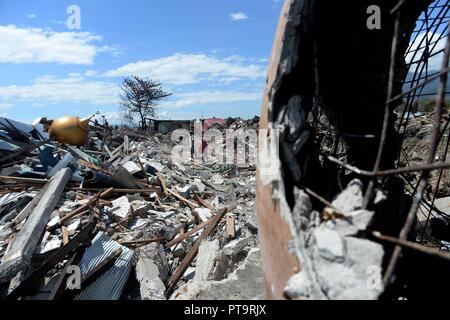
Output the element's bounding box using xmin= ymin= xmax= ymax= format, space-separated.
xmin=75 ymin=232 xmax=134 ymax=300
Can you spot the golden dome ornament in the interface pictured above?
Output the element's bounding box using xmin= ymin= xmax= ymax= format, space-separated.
xmin=48 ymin=114 xmax=95 ymax=147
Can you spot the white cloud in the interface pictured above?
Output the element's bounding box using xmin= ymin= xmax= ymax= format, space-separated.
xmin=84 ymin=70 xmax=99 ymax=77
xmin=407 ymin=32 xmax=447 ymax=71
xmin=94 ymin=111 xmax=123 ymax=121
xmin=26 ymin=14 xmax=37 ymax=19
xmin=0 ymin=74 xmax=119 ymax=105
xmin=156 ymin=110 xmax=200 ymax=120
xmin=161 ymin=90 xmax=262 ymax=110
xmin=0 ymin=25 xmax=104 ymax=65
xmin=230 ymin=12 xmax=249 ymax=21
xmin=51 ymin=20 xmax=65 ymax=25
xmin=0 ymin=74 xmax=262 ymax=112
xmin=102 ymin=53 xmax=265 ymax=85
xmin=0 ymin=103 xmax=13 ymax=109
xmin=98 ymin=44 xmax=123 ymax=58
xmin=31 ymin=102 xmax=48 ymax=108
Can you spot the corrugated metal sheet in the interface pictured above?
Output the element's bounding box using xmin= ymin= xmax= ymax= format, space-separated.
xmin=112 ymin=166 xmax=142 ymax=189
xmin=75 ymin=232 xmax=134 ymax=300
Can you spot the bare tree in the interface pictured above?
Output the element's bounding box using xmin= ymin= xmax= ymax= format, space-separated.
xmin=119 ymin=75 xmax=171 ymax=129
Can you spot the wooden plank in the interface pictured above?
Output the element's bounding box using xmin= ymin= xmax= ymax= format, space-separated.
xmin=166 ymin=207 xmax=230 ymax=296
xmin=78 ymin=159 xmax=110 ymax=174
xmin=157 ymin=173 xmax=168 ymax=195
xmin=103 ymin=144 xmax=114 ymax=158
xmin=48 ymin=153 xmax=75 ymax=177
xmin=67 ymin=209 xmax=91 ymax=222
xmin=4 ymin=220 xmax=95 ymax=300
xmin=47 ymin=252 xmax=79 ymax=300
xmin=12 ymin=183 xmax=50 ymax=226
xmin=167 ymin=189 xmax=199 ymax=209
xmin=123 ymin=135 xmax=129 ymax=154
xmin=103 ymin=144 xmax=123 ymax=167
xmin=154 ymin=193 xmax=163 ymax=208
xmin=0 ymin=168 xmax=72 ymax=284
xmin=164 ymin=220 xmax=212 ymax=249
xmin=193 ymin=194 xmax=213 ymax=210
xmin=83 ymin=150 xmax=107 ymax=156
xmin=66 ymin=187 xmax=161 ymax=194
xmin=0 ymin=176 xmax=48 ymax=185
xmin=226 ymin=214 xmax=235 ymax=240
xmin=61 ymin=226 xmax=69 ymax=245
xmin=57 ymin=187 xmax=114 ymax=227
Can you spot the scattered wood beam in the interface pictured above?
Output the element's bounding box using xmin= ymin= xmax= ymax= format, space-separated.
xmin=168 ymin=189 xmax=199 ymax=209
xmin=193 ymin=194 xmax=213 ymax=210
xmin=78 ymin=159 xmax=111 ymax=174
xmin=47 ymin=252 xmax=79 ymax=300
xmin=0 ymin=168 xmax=72 ymax=284
xmin=0 ymin=176 xmax=48 ymax=185
xmin=12 ymin=183 xmax=50 ymax=226
xmin=4 ymin=220 xmax=95 ymax=300
xmin=67 ymin=187 xmax=161 ymax=194
xmin=226 ymin=214 xmax=235 ymax=240
xmin=164 ymin=219 xmax=212 ymax=249
xmin=48 ymin=153 xmax=75 ymax=177
xmin=56 ymin=188 xmax=114 ymax=227
xmin=166 ymin=207 xmax=230 ymax=296
xmin=62 ymin=226 xmax=69 ymax=245
xmin=123 ymin=136 xmax=129 ymax=155
xmin=157 ymin=173 xmax=168 ymax=195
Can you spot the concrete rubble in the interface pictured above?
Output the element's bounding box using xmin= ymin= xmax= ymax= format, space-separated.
xmin=135 ymin=243 xmax=169 ymax=300
xmin=0 ymin=116 xmax=262 ymax=300
xmin=172 ymin=248 xmax=265 ymax=300
xmin=284 ymin=180 xmax=384 ymax=300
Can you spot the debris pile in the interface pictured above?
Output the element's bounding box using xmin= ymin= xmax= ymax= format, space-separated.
xmin=396 ymin=110 xmax=450 ymax=249
xmin=316 ymin=109 xmax=450 ymax=250
xmin=284 ymin=180 xmax=384 ymax=300
xmin=0 ymin=116 xmax=263 ymax=300
xmin=398 ymin=110 xmax=450 ymax=196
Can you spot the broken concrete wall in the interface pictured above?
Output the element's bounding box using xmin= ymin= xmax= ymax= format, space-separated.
xmin=172 ymin=249 xmax=265 ymax=300
xmin=153 ymin=120 xmax=192 ymax=135
xmin=135 ymin=243 xmax=170 ymax=300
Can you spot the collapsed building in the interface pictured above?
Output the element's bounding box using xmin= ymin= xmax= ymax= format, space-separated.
xmin=0 ymin=0 xmax=449 ymax=301
xmin=149 ymin=119 xmax=193 ymax=135
xmin=0 ymin=114 xmax=263 ymax=300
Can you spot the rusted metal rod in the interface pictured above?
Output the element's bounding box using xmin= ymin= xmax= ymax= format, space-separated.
xmin=325 ymin=154 xmax=450 ymax=177
xmin=364 ymin=7 xmax=402 ymax=208
xmin=119 ymin=237 xmax=165 ymax=246
xmin=383 ymin=23 xmax=450 ymax=285
xmin=304 ymin=187 xmax=335 ymax=210
xmin=388 ymin=66 xmax=450 ymax=104
xmin=371 ymin=231 xmax=450 ymax=261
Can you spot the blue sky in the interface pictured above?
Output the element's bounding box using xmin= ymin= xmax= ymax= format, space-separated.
xmin=0 ymin=0 xmax=284 ymax=123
